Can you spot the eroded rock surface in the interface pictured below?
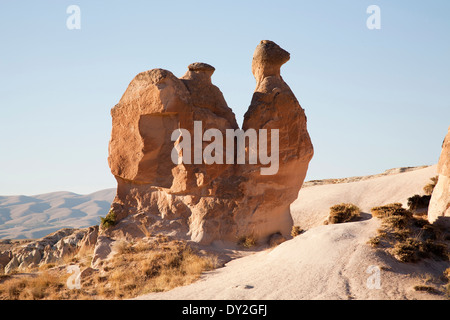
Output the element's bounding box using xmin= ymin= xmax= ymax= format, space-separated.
xmin=237 ymin=40 xmax=314 ymax=239
xmin=105 ymin=40 xmax=313 ymax=246
xmin=1 ymin=41 xmax=313 ymax=274
xmin=428 ymin=126 xmax=450 ymax=226
xmin=1 ymin=226 xmax=98 ymax=274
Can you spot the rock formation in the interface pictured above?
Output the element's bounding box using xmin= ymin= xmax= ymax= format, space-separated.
xmin=428 ymin=126 xmax=450 ymax=226
xmin=0 ymin=42 xmax=313 ymax=274
xmin=105 ymin=40 xmax=313 ymax=246
xmin=237 ymin=40 xmax=314 ymax=239
xmin=1 ymin=226 xmax=98 ymax=274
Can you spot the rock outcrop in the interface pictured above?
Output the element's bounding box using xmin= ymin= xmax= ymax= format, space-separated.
xmin=428 ymin=126 xmax=450 ymax=226
xmin=237 ymin=40 xmax=314 ymax=239
xmin=0 ymin=41 xmax=312 ymax=275
xmin=1 ymin=226 xmax=98 ymax=274
xmin=105 ymin=40 xmax=313 ymax=246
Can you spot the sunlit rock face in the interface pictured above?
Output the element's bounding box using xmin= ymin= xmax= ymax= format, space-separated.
xmin=428 ymin=126 xmax=450 ymax=227
xmin=106 ymin=41 xmax=313 ymax=245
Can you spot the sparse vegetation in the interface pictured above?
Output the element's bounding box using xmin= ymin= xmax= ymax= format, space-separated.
xmin=383 ymin=215 xmax=410 ymax=229
xmin=421 ymin=240 xmax=447 ymax=259
xmin=411 ymin=273 xmax=447 ymax=296
xmin=407 ymin=194 xmax=431 ymax=212
xmin=392 ymin=238 xmax=422 ymax=262
xmin=100 ymin=209 xmax=117 ymax=229
xmin=367 ymin=236 xmax=381 ymax=247
xmin=291 ymin=226 xmax=304 ymax=237
xmin=444 ymin=268 xmax=450 ymax=298
xmin=0 ymin=271 xmax=69 ymax=300
xmin=423 ymin=176 xmax=439 ymax=195
xmin=413 ymin=285 xmax=441 ymax=295
xmin=0 ymin=235 xmax=218 ymax=300
xmin=237 ymin=234 xmax=257 ymax=248
xmin=326 ymin=203 xmax=361 ymax=224
xmin=369 ymin=202 xmax=449 ymax=264
xmin=96 ymin=237 xmax=218 ymax=299
xmin=371 ymin=203 xmax=409 ymax=219
xmin=444 ymin=268 xmax=450 ymax=282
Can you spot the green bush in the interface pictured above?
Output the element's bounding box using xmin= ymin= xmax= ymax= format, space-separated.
xmin=100 ymin=210 xmax=117 ymax=229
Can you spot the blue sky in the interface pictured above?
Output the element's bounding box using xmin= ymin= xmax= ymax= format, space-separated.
xmin=0 ymin=0 xmax=449 ymax=195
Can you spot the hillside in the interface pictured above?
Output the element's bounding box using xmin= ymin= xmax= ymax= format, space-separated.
xmin=0 ymin=189 xmax=115 ymax=239
xmin=136 ymin=164 xmax=449 ymax=300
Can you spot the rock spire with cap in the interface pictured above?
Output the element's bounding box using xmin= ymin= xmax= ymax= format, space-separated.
xmin=101 ymin=40 xmax=313 ymax=257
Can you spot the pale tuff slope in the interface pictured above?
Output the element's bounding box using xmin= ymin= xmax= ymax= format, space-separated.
xmin=137 ymin=165 xmax=445 ymax=300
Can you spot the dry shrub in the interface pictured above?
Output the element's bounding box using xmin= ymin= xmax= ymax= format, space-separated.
xmin=371 ymin=203 xmax=411 ymax=219
xmin=391 ymin=229 xmax=411 ymax=241
xmin=95 ymin=238 xmax=218 ymax=299
xmin=444 ymin=268 xmax=450 ymax=283
xmin=423 ymin=176 xmax=439 ymax=195
xmin=407 ymin=195 xmax=431 ymax=211
xmin=420 ymin=240 xmax=448 ymax=260
xmin=291 ymin=226 xmax=304 ymax=237
xmin=367 ymin=236 xmax=381 ymax=247
xmin=370 ymin=203 xmax=449 ymax=264
xmin=392 ymin=238 xmax=422 ymax=262
xmin=327 ymin=203 xmax=361 ymax=224
xmin=0 ymin=272 xmax=67 ymax=300
xmin=391 ymin=237 xmax=448 ymax=263
xmin=412 ymin=217 xmax=430 ymax=229
xmin=237 ymin=234 xmax=257 ymax=248
xmin=383 ymin=215 xmax=410 ymax=230
xmin=0 ymin=237 xmax=218 ymax=300
xmin=413 ymin=285 xmax=441 ymax=295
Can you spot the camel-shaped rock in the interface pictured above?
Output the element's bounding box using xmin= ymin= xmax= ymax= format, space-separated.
xmin=106 ymin=40 xmax=314 ymax=245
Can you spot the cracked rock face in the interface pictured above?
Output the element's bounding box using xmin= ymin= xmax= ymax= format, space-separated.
xmin=428 ymin=126 xmax=450 ymax=226
xmin=106 ymin=40 xmax=314 ymax=245
xmin=2 ymin=226 xmax=98 ymax=274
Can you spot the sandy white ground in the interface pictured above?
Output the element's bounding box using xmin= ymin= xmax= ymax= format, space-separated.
xmin=1 ymin=165 xmax=445 ymax=299
xmin=136 ymin=165 xmax=449 ymax=300
xmin=291 ymin=165 xmax=438 ymax=229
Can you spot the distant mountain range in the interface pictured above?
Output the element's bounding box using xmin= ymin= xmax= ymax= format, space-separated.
xmin=0 ymin=166 xmax=434 ymax=240
xmin=0 ymin=189 xmax=115 ymax=239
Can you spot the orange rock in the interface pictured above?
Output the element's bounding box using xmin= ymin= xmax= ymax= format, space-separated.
xmin=106 ymin=40 xmax=313 ymax=245
xmin=428 ymin=126 xmax=450 ymax=226
xmin=237 ymin=40 xmax=314 ymax=240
